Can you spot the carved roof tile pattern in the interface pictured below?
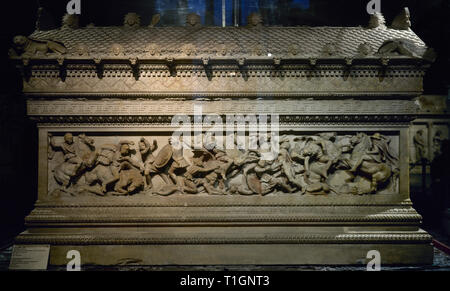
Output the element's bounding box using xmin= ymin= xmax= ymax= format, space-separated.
xmin=30 ymin=26 xmax=428 ymax=58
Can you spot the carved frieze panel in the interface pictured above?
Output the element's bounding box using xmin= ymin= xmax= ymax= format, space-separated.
xmin=46 ymin=132 xmax=399 ymax=199
xmin=27 ymin=99 xmax=419 ymax=116
xmin=22 ymin=73 xmax=425 ymax=95
xmin=410 ymin=125 xmax=428 ymax=165
xmin=409 ymin=122 xmax=450 ymax=166
xmin=430 ymin=126 xmax=449 ymax=159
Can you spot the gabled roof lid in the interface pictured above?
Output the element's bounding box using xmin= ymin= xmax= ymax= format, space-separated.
xmin=10 ymin=9 xmax=434 ymax=63
xmin=25 ymin=25 xmax=427 ymax=59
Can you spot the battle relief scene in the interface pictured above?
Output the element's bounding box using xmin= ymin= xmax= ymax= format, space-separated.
xmin=47 ymin=131 xmax=399 ymax=198
xmin=411 ymin=125 xmax=449 ymax=167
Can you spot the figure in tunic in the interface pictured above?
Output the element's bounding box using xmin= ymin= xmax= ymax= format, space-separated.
xmin=184 ymin=150 xmax=221 ymax=195
xmin=48 ymin=133 xmax=94 ymax=187
xmin=277 ymin=138 xmax=306 ymax=191
xmin=139 ymin=137 xmax=158 ymax=189
xmin=348 ymin=133 xmax=398 ymax=193
xmin=113 ymin=141 xmax=144 ymax=195
xmin=413 ymin=129 xmax=426 ymax=164
xmin=433 ymin=130 xmax=443 ymax=159
xmin=155 ymin=149 xmax=218 ymax=196
xmin=166 ymin=136 xmax=190 ymax=185
xmin=83 ymin=144 xmax=120 ymax=195
xmin=254 ymin=159 xmax=295 ymax=195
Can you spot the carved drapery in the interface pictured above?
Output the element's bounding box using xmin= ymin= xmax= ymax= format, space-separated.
xmin=47 ymin=132 xmax=399 ymax=197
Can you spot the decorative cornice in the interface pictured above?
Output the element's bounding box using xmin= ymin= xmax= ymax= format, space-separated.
xmin=29 ymin=115 xmax=417 ymax=124
xmin=24 ymin=214 xmax=422 ymax=225
xmin=22 ymin=64 xmax=427 ymax=81
xmin=33 ymin=200 xmax=414 ymax=208
xmin=15 ymin=59 xmax=428 ymax=68
xmin=36 ymin=123 xmax=413 ymax=129
xmin=27 ymin=99 xmax=419 ymax=117
xmin=15 ymin=233 xmax=432 ymax=245
xmin=25 ymin=92 xmax=424 ymax=98
xmin=26 ymin=203 xmax=420 ymax=225
xmin=20 ymin=65 xmax=425 ymax=96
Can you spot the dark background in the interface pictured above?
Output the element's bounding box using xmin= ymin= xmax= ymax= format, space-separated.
xmin=0 ymin=0 xmax=449 ymax=246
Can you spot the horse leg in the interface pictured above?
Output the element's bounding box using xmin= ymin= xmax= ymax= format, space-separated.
xmin=114 ymin=177 xmax=128 ymax=195
xmin=54 ymin=165 xmax=70 ymax=187
xmin=371 ymin=169 xmax=387 ymax=193
xmin=350 ymin=156 xmax=363 ymax=172
xmin=144 ymin=174 xmax=153 ymax=190
xmin=129 ymin=174 xmax=144 ymax=194
xmin=56 ymin=173 xmax=70 ymax=187
xmin=143 ymin=166 xmax=155 ymax=190
xmin=160 ymin=173 xmax=172 ymax=185
xmin=168 ymin=165 xmax=179 ymax=185
xmin=370 ymin=175 xmax=378 ymax=193
xmin=321 ymin=160 xmax=332 ymax=179
xmin=182 ymin=179 xmax=199 ymax=194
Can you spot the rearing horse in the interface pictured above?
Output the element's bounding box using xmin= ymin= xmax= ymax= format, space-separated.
xmin=53 ymin=134 xmax=97 ymax=187
xmin=347 ymin=134 xmax=396 ymax=193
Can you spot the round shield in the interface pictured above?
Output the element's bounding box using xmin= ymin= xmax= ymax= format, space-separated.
xmin=154 ymin=144 xmax=173 ymax=168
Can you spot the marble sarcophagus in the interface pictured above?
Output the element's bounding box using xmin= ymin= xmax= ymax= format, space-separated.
xmin=10 ymin=10 xmax=436 ymax=265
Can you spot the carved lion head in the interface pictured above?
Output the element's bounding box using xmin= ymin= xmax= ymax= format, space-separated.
xmin=13 ymin=35 xmax=29 ymax=51
xmin=368 ymin=12 xmax=386 ymax=29
xmin=322 ymin=43 xmax=338 ymax=57
xmin=247 ymin=13 xmax=263 ymax=27
xmin=62 ymin=13 xmax=79 ymax=29
xmin=288 ymin=44 xmax=300 ymax=56
xmin=182 ymin=43 xmax=196 ymax=56
xmin=124 ymin=13 xmax=141 ymax=28
xmin=252 ymin=43 xmax=264 ymax=56
xmin=186 ymin=13 xmax=201 ymax=27
xmin=357 ymin=43 xmax=373 ymax=57
xmin=111 ymin=44 xmax=124 ymax=56
xmin=73 ymin=44 xmax=89 ymax=56
xmin=146 ymin=43 xmax=159 ymax=56
xmin=217 ymin=43 xmax=227 ymax=56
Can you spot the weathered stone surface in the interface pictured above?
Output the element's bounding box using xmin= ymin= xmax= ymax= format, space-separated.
xmin=10 ymin=9 xmax=437 ymax=266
